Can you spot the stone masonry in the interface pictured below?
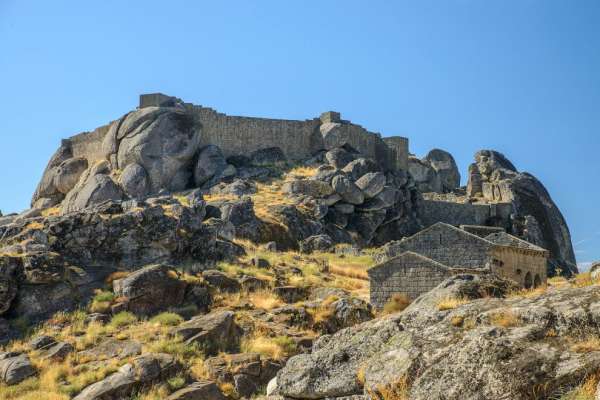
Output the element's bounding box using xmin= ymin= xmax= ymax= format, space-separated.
xmin=369 ymin=222 xmax=548 ymax=309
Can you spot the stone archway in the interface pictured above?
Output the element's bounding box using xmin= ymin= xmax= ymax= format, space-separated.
xmin=524 ymin=272 xmax=533 ymax=289
xmin=533 ymin=274 xmax=542 ymax=288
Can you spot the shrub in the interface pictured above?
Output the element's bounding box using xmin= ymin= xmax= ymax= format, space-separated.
xmin=489 ymin=309 xmax=520 ymax=328
xmin=149 ymin=312 xmax=184 ymax=327
xmin=571 ymin=337 xmax=600 ymax=353
xmin=382 ymin=294 xmax=411 ymax=315
xmin=436 ymin=296 xmax=470 ymax=311
xmin=90 ymin=290 xmax=115 ymax=313
xmin=167 ymin=374 xmax=187 ymax=391
xmin=241 ymin=335 xmax=297 ymax=360
xmin=109 ymin=311 xmax=137 ymax=328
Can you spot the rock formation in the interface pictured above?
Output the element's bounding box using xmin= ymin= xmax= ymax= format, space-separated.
xmin=466 ymin=150 xmax=577 ymax=276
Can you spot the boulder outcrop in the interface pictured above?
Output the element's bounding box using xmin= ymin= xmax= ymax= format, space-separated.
xmin=275 ymin=274 xmax=600 ymax=400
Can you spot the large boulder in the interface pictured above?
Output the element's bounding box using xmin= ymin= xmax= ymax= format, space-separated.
xmin=276 ymin=274 xmax=600 ymax=400
xmin=172 ymin=310 xmax=241 ymax=355
xmin=53 ymin=157 xmax=89 ymax=195
xmin=282 ymin=180 xmax=334 ymax=198
xmin=194 ymin=145 xmax=228 ymax=187
xmin=112 ymin=264 xmax=187 ymax=316
xmin=250 ymin=147 xmax=286 ymax=166
xmin=325 ymin=147 xmax=357 ymax=170
xmin=73 ymin=353 xmax=178 ymax=400
xmin=167 ymin=381 xmax=226 ymax=400
xmin=468 ymin=150 xmax=577 ymax=276
xmin=408 ymin=155 xmax=441 ymax=193
xmin=110 ymin=107 xmax=201 ymax=193
xmin=61 ymin=162 xmax=124 ymax=214
xmin=119 ymin=163 xmax=150 ymax=198
xmin=355 ymin=172 xmax=386 ymax=198
xmin=0 ymin=352 xmax=36 ymax=385
xmin=424 ymin=149 xmax=460 ymax=192
xmin=331 ymin=175 xmax=364 ymax=205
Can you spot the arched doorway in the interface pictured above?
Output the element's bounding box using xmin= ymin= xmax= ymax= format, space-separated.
xmin=533 ymin=274 xmax=542 ymax=288
xmin=524 ymin=272 xmax=533 ymax=289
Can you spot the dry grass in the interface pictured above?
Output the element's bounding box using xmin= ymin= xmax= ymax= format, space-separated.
xmin=287 ymin=165 xmax=318 ymax=179
xmin=40 ymin=207 xmax=61 ymax=217
xmin=105 ymin=271 xmax=130 ymax=284
xmin=571 ymin=337 xmax=600 ymax=353
xmin=381 ymin=294 xmax=411 ymax=315
xmin=241 ymin=335 xmax=297 ymax=360
xmin=436 ymin=296 xmax=470 ymax=311
xmin=573 ymin=272 xmax=594 ymax=288
xmin=248 ymin=290 xmax=284 ymax=310
xmin=559 ymin=372 xmax=600 ymax=400
xmin=489 ymin=309 xmax=520 ymax=328
xmin=507 ymin=285 xmax=548 ymax=299
xmin=368 ymin=376 xmax=410 ymax=400
xmin=450 ymin=315 xmax=464 ymax=327
xmin=25 ymin=221 xmax=44 ymax=230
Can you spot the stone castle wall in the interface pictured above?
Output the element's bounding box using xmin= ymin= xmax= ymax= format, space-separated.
xmin=53 ymin=94 xmax=410 ymax=172
xmin=188 ymin=105 xmax=323 ymax=160
xmin=62 ymin=124 xmax=111 ymax=164
xmin=368 ymin=254 xmax=452 ymax=308
xmin=420 ymin=200 xmax=513 ymax=229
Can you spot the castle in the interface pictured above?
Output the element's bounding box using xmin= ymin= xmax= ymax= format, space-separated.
xmin=368 ymin=222 xmax=548 ymax=309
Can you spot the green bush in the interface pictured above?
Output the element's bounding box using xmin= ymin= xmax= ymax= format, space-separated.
xmin=150 ymin=312 xmax=184 ymax=327
xmin=109 ymin=311 xmax=137 ymax=328
xmin=93 ymin=291 xmax=115 ymax=303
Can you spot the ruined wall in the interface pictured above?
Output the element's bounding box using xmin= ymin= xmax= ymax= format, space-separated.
xmin=63 ymin=124 xmax=111 ymax=164
xmin=490 ymin=247 xmax=547 ymax=288
xmin=386 ymin=224 xmax=494 ymax=269
xmin=368 ymin=253 xmax=452 ymax=309
xmin=188 ymin=105 xmax=323 ymax=161
xmin=384 ymin=137 xmax=409 ymax=170
xmin=420 ymin=200 xmax=512 ymax=228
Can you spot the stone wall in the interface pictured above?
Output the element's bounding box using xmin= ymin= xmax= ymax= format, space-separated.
xmin=368 ymin=252 xmax=452 ymax=309
xmin=51 ymin=94 xmax=411 ymax=176
xmin=385 ymin=223 xmax=494 ymax=269
xmin=187 ymin=105 xmax=323 ymax=161
xmin=420 ymin=200 xmax=512 ymax=228
xmin=490 ymin=246 xmax=547 ymax=288
xmin=63 ymin=124 xmax=111 ymax=164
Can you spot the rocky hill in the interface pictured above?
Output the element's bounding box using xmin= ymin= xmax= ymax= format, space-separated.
xmin=0 ymin=94 xmax=588 ymax=400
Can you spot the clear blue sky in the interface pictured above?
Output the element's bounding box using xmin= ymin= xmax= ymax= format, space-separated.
xmin=0 ymin=1 xmax=598 ymax=268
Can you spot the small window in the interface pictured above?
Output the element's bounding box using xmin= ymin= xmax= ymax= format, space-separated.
xmin=439 ymin=234 xmax=443 ymax=244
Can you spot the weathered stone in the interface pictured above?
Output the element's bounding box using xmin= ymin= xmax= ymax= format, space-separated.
xmin=62 ymin=170 xmax=124 ymax=214
xmin=29 ymin=335 xmax=57 ymax=350
xmin=299 ymin=234 xmax=333 ymax=254
xmin=325 ymin=147 xmax=357 ymax=170
xmin=341 ymin=158 xmax=380 ymax=181
xmin=282 ymin=180 xmax=334 ymax=198
xmin=0 ymin=352 xmax=36 ymax=385
xmin=251 ymin=257 xmax=271 ymax=269
xmin=73 ymin=353 xmax=178 ymax=400
xmin=355 ymin=172 xmax=386 ymax=198
xmin=331 ymin=175 xmax=364 ymax=205
xmin=194 ymin=145 xmax=228 ymax=187
xmin=202 ymin=270 xmax=240 ymax=292
xmin=173 ymin=310 xmax=241 ymax=355
xmin=167 ymin=380 xmax=226 ymax=400
xmin=119 ymin=163 xmax=150 ymax=198
xmin=250 ymin=147 xmax=287 ymax=166
xmin=54 ymin=157 xmax=89 ymax=194
xmin=43 ymin=342 xmax=74 ymax=361
xmin=425 ymin=149 xmax=460 ymax=193
xmin=115 ymin=108 xmax=200 ymax=193
xmin=113 ymin=264 xmax=187 ymax=316
xmin=234 ymin=373 xmax=258 ymax=397
xmin=273 ymin=286 xmax=308 ymax=303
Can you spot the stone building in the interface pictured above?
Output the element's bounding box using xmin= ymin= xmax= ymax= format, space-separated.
xmin=368 ymin=222 xmax=548 ymax=309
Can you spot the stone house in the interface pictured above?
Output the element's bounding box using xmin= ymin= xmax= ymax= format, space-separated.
xmin=368 ymin=222 xmax=548 ymax=309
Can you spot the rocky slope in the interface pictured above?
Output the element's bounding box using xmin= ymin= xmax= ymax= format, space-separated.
xmin=274 ymin=274 xmax=600 ymax=400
